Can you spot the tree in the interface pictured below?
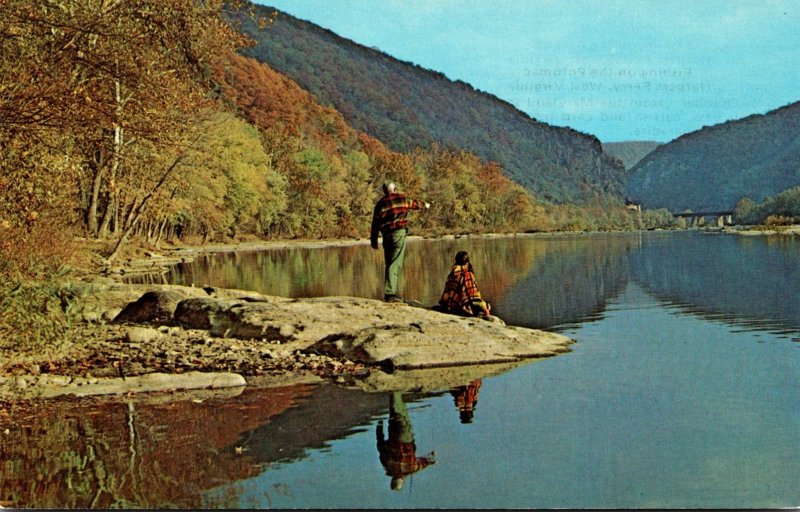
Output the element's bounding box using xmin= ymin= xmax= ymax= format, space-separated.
xmin=0 ymin=0 xmax=250 ymax=248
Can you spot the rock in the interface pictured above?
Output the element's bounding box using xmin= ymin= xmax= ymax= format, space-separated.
xmin=172 ymin=293 xmax=573 ymax=369
xmin=101 ymin=308 xmax=122 ymax=323
xmin=113 ymin=290 xmax=187 ymax=325
xmin=125 ymin=327 xmax=163 ymax=344
xmin=175 ymin=297 xmax=302 ymax=342
xmin=279 ymin=324 xmax=297 ymax=339
xmin=81 ymin=309 xmax=102 ymax=323
xmin=174 ymin=298 xmax=247 ymax=331
xmin=13 ymin=376 xmax=28 ymax=391
xmin=37 ymin=371 xmax=247 ymax=398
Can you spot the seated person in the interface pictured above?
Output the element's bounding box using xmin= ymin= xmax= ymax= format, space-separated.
xmin=439 ymin=251 xmax=492 ymax=317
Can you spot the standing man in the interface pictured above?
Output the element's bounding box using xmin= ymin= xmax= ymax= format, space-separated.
xmin=370 ymin=182 xmax=430 ymax=302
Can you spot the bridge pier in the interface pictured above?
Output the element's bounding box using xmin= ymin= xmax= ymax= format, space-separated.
xmin=672 ymin=210 xmax=735 ymax=227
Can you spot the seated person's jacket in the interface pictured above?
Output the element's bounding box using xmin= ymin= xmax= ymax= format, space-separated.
xmin=439 ymin=264 xmax=489 ymax=316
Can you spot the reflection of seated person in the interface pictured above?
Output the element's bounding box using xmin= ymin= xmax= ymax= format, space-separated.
xmin=451 ymin=380 xmax=482 ymax=424
xmin=439 ymin=251 xmax=492 ymax=317
xmin=376 ymin=392 xmax=436 ymax=491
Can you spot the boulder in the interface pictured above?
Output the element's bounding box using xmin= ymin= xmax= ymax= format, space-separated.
xmin=113 ymin=290 xmax=188 ymax=325
xmin=174 ymin=297 xmax=250 ymax=331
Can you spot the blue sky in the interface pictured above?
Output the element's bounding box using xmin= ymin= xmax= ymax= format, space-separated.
xmin=253 ymin=1 xmax=799 ymax=143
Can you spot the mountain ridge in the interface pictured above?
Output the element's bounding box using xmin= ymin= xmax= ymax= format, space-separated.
xmin=228 ymin=3 xmax=626 ymax=204
xmin=626 ymin=101 xmax=800 ymax=212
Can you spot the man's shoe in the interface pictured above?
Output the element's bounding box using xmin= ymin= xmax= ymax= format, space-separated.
xmin=384 ymin=294 xmax=404 ymax=303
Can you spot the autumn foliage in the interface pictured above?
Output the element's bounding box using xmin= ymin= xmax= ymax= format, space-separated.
xmin=0 ymin=0 xmax=653 ymax=351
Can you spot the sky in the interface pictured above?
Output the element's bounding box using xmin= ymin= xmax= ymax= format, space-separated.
xmin=253 ymin=0 xmax=799 ymax=143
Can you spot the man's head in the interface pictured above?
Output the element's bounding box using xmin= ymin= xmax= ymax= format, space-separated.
xmin=382 ymin=182 xmax=397 ymax=195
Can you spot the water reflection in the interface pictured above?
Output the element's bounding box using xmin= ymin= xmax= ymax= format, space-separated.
xmin=376 ymin=392 xmax=436 ymax=491
xmin=146 ymin=234 xmax=641 ymax=332
xmin=7 ymin=232 xmax=800 ymax=508
xmin=153 ymin=233 xmax=800 ymax=334
xmin=0 ymin=385 xmax=313 ymax=508
xmin=630 ymin=233 xmax=800 ymax=333
xmin=451 ymin=380 xmax=482 ymax=424
xmin=497 ymin=234 xmax=636 ymax=329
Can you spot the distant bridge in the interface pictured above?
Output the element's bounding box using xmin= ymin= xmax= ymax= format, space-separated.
xmin=672 ymin=210 xmax=734 ymax=227
xmin=625 ymin=200 xmax=735 ymax=226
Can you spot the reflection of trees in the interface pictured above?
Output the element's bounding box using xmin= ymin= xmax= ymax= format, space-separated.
xmin=498 ymin=234 xmax=637 ymax=329
xmin=403 ymin=237 xmax=542 ymax=307
xmin=631 ymin=233 xmax=800 ymax=330
xmin=164 ymin=246 xmax=386 ymax=299
xmin=0 ymin=385 xmax=313 ymax=508
xmin=139 ymin=234 xmax=636 ymax=330
xmin=157 ymin=238 xmax=542 ymax=305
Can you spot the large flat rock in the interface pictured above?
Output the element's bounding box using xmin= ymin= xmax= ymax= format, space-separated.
xmin=174 ymin=295 xmax=574 ymax=369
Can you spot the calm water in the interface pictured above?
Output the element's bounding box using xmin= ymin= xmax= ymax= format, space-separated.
xmin=2 ymin=232 xmax=799 ymax=508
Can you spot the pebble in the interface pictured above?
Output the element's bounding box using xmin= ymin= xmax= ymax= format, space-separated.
xmin=126 ymin=327 xmax=162 ymax=344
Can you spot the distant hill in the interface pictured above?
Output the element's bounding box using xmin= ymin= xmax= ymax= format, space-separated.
xmin=602 ymin=141 xmax=660 ymax=170
xmin=227 ymin=4 xmax=626 ymax=204
xmin=626 ymin=102 xmax=800 ymax=212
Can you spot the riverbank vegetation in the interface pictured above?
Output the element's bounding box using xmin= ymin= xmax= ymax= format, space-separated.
xmin=0 ymin=0 xmax=672 ymax=354
xmin=733 ymin=187 xmax=800 ymax=227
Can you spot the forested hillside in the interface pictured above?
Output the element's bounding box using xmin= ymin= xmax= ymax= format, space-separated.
xmin=1 ymin=0 xmax=671 ymax=348
xmin=214 ymin=52 xmax=544 ymax=239
xmin=228 ymin=3 xmax=627 ymax=204
xmin=602 ymin=141 xmax=660 ymax=170
xmin=626 ymin=102 xmax=800 ymax=212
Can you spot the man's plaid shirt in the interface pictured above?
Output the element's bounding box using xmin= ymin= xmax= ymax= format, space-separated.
xmin=370 ymin=192 xmax=424 ymax=245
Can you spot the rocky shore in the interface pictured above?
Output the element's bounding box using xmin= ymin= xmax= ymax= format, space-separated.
xmin=8 ymin=226 xmax=797 ymax=402
xmin=0 ymin=274 xmax=574 ymax=400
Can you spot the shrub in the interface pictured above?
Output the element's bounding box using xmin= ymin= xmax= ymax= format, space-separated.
xmin=764 ymin=215 xmax=794 ymax=227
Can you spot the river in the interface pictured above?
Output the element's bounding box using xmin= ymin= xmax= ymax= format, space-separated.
xmin=2 ymin=231 xmax=798 ymax=508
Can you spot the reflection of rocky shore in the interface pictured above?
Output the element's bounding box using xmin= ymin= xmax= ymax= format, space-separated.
xmin=2 ymin=367 xmax=499 ymax=508
xmin=631 ymin=233 xmax=800 ymax=330
xmin=0 ymin=385 xmax=314 ymax=509
xmin=235 ymin=384 xmax=387 ymax=465
xmin=347 ymin=360 xmax=534 ymax=394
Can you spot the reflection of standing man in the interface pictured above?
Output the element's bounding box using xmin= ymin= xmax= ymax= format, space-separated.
xmin=451 ymin=380 xmax=482 ymax=424
xmin=376 ymin=392 xmax=436 ymax=491
xmin=370 ymin=182 xmax=430 ymax=302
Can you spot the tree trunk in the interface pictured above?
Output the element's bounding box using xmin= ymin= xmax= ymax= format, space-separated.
xmin=123 ymin=197 xmax=138 ymax=231
xmin=98 ymin=192 xmax=115 ymax=238
xmin=154 ymin=219 xmax=166 ymax=247
xmin=106 ymin=152 xmax=187 ymax=264
xmin=99 ymin=77 xmax=124 ymax=239
xmin=87 ymin=165 xmax=104 ymax=237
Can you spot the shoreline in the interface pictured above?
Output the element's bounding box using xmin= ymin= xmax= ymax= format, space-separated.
xmin=105 ymin=225 xmax=800 ymax=279
xmin=3 ymin=225 xmax=797 ymax=402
